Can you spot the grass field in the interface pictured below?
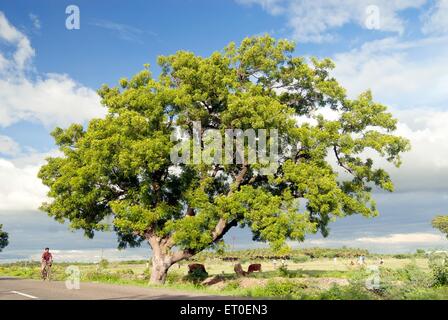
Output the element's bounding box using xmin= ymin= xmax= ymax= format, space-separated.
xmin=1 ymin=248 xmax=447 ymax=300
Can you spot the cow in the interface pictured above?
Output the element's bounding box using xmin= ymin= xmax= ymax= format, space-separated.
xmin=247 ymin=263 xmax=262 ymax=273
xmin=188 ymin=263 xmax=207 ymax=274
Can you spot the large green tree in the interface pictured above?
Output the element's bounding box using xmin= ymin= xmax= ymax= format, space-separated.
xmin=38 ymin=36 xmax=410 ymax=284
xmin=432 ymin=216 xmax=448 ymax=238
xmin=0 ymin=224 xmax=8 ymax=252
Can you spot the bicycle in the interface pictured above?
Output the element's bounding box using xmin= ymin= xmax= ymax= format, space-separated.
xmin=41 ymin=261 xmax=52 ymax=281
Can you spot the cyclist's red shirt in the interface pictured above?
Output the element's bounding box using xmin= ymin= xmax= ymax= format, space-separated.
xmin=42 ymin=252 xmax=52 ymax=262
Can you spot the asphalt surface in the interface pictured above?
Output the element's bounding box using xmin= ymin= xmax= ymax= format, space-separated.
xmin=0 ymin=277 xmax=241 ymax=300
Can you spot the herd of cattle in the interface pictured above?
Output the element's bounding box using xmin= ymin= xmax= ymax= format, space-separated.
xmin=187 ymin=262 xmax=262 ymax=276
xmin=221 ymin=256 xmax=290 ymax=261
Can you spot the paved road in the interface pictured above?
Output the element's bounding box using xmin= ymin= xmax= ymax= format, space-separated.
xmin=0 ymin=277 xmax=241 ymax=300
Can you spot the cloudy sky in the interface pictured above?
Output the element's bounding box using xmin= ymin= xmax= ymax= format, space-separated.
xmin=1 ymin=0 xmax=448 ymax=262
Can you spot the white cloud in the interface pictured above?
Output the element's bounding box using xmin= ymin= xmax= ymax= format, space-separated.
xmin=422 ymin=0 xmax=448 ymax=35
xmin=237 ymin=0 xmax=427 ymax=42
xmin=332 ymin=36 xmax=448 ymax=107
xmin=0 ymin=12 xmax=34 ymax=71
xmin=0 ymin=74 xmax=104 ymax=127
xmin=388 ymin=109 xmax=448 ymax=192
xmin=0 ymin=135 xmax=20 ymax=156
xmin=0 ymin=153 xmax=52 ymax=211
xmin=0 ymin=11 xmax=105 ymax=128
xmin=330 ymin=36 xmax=448 ymax=192
xmin=356 ymin=232 xmax=445 ymax=244
xmin=29 ymin=13 xmax=41 ymax=30
xmin=0 ymin=143 xmax=65 ymax=212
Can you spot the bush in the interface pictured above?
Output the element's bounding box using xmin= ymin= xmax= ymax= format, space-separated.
xmin=429 ymin=253 xmax=448 ymax=286
xmin=431 ymin=264 xmax=448 ymax=286
xmin=291 ymin=255 xmax=310 ymax=263
xmin=250 ymin=280 xmax=307 ymax=299
xmin=395 ymin=263 xmax=431 ymax=287
xmin=140 ymin=268 xmax=151 ymax=280
xmin=278 ymin=266 xmax=288 ymax=276
xmin=166 ymin=271 xmax=183 ymax=284
xmin=98 ymin=259 xmax=109 ymax=269
xmin=224 ymin=280 xmax=240 ymax=291
xmin=276 ymin=266 xmax=301 ymax=278
xmin=319 ymin=282 xmax=377 ymax=300
xmin=392 ymin=254 xmax=409 ymax=259
xmin=115 ymin=269 xmax=135 ymax=279
xmin=415 ymin=249 xmax=426 ymax=256
xmin=184 ymin=268 xmax=208 ymax=284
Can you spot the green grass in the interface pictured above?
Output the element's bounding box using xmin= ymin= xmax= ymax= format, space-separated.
xmin=1 ymin=249 xmax=447 ymax=300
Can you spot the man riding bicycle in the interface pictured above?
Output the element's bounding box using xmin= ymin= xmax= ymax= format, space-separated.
xmin=41 ymin=247 xmax=53 ymax=280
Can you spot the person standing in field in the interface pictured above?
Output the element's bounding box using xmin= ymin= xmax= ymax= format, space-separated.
xmin=41 ymin=247 xmax=53 ymax=280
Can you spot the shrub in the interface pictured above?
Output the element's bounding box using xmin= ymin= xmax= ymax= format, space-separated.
xmin=250 ymin=280 xmax=307 ymax=299
xmin=184 ymin=268 xmax=208 ymax=284
xmin=395 ymin=263 xmax=431 ymax=287
xmin=319 ymin=282 xmax=377 ymax=300
xmin=166 ymin=271 xmax=183 ymax=284
xmin=392 ymin=254 xmax=409 ymax=259
xmin=115 ymin=269 xmax=135 ymax=279
xmin=429 ymin=253 xmax=448 ymax=287
xmin=276 ymin=266 xmax=301 ymax=278
xmin=140 ymin=268 xmax=151 ymax=280
xmin=98 ymin=259 xmax=109 ymax=269
xmin=431 ymin=264 xmax=448 ymax=287
xmin=415 ymin=249 xmax=426 ymax=256
xmin=224 ymin=280 xmax=240 ymax=291
xmin=291 ymin=255 xmax=310 ymax=263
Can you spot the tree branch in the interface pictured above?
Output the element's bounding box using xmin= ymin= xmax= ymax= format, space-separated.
xmin=211 ymin=163 xmax=248 ymax=241
xmin=333 ymin=145 xmax=353 ymax=174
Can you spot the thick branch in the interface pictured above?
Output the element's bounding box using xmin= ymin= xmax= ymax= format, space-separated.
xmin=211 ymin=164 xmax=248 ymax=241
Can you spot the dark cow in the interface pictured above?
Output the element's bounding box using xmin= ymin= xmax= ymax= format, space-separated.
xmin=247 ymin=263 xmax=262 ymax=273
xmin=188 ymin=263 xmax=207 ymax=274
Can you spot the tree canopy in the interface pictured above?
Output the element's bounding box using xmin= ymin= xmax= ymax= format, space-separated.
xmin=432 ymin=216 xmax=448 ymax=238
xmin=38 ymin=35 xmax=410 ymax=283
xmin=0 ymin=224 xmax=8 ymax=252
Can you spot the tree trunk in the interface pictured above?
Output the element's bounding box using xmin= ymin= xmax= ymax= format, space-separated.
xmin=146 ymin=218 xmax=232 ymax=285
xmin=148 ymin=246 xmax=196 ymax=284
xmin=150 ymin=253 xmax=171 ymax=284
xmin=146 ymin=232 xmax=174 ymax=285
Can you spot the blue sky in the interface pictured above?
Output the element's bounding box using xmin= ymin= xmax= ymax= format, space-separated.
xmin=1 ymin=0 xmax=448 ymax=262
